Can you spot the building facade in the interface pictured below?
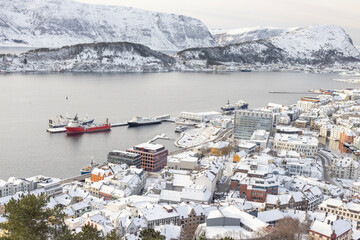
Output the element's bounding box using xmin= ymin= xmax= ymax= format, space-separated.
xmin=332 ymin=157 xmax=359 ymax=180
xmin=273 ymin=133 xmax=318 ymax=158
xmin=107 ymin=150 xmax=141 ymax=168
xmin=127 ymin=143 xmax=168 ymax=172
xmin=318 ymin=199 xmax=360 ymax=229
xmin=233 ymin=109 xmax=273 ymax=140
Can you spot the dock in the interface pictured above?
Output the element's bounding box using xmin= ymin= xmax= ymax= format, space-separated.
xmin=269 ymin=91 xmax=318 ymax=94
xmin=111 ymin=122 xmax=128 ymax=127
xmin=60 ymin=173 xmax=91 ymax=184
xmin=47 ymin=114 xmax=172 ymax=133
xmin=147 ymin=133 xmax=170 ymax=143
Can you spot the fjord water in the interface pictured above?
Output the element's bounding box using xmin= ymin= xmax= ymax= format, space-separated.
xmin=0 ymin=72 xmax=353 ymax=179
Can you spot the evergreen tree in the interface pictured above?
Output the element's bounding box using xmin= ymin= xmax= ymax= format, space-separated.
xmin=74 ymin=224 xmax=104 ymax=240
xmin=0 ymin=193 xmax=50 ymax=240
xmin=48 ymin=205 xmax=73 ymax=240
xmin=139 ymin=228 xmax=165 ymax=240
xmin=105 ymin=230 xmax=120 ymax=240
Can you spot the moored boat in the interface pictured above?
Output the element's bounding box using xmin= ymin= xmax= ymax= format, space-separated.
xmin=65 ymin=116 xmax=111 ymax=134
xmin=49 ymin=114 xmax=94 ymax=128
xmin=128 ymin=116 xmax=161 ymax=127
xmin=221 ymin=100 xmax=236 ymax=112
xmin=80 ymin=158 xmax=99 ymax=175
xmin=235 ymin=100 xmax=249 ymax=109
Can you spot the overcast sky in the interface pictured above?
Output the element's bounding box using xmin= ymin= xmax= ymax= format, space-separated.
xmin=79 ymin=0 xmax=360 ymax=45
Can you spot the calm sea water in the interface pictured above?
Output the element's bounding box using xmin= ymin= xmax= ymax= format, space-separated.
xmin=0 ymin=71 xmax=354 ymax=179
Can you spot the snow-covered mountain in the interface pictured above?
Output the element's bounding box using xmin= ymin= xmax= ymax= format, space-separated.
xmin=179 ymin=25 xmax=360 ymax=64
xmin=0 ymin=42 xmax=176 ymax=72
xmin=211 ymin=26 xmax=297 ymax=46
xmin=0 ymin=0 xmax=216 ymax=51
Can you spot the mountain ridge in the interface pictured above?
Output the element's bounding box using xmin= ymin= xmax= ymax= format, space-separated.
xmin=0 ymin=0 xmax=217 ymax=51
xmin=0 ymin=41 xmax=176 ymax=72
xmin=179 ymin=25 xmax=360 ymax=65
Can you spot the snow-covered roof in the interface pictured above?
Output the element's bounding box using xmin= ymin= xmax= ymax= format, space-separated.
xmin=154 ymin=224 xmax=181 ymax=240
xmin=257 ymin=209 xmax=284 ymax=223
xmin=139 ymin=205 xmax=179 ymax=221
xmin=172 ymin=174 xmax=193 ymax=188
xmin=310 ymin=219 xmax=352 ymax=237
xmin=181 ymin=185 xmax=211 ymax=203
xmin=160 ymin=190 xmax=182 ymax=203
xmin=211 ymin=141 xmax=229 ymax=149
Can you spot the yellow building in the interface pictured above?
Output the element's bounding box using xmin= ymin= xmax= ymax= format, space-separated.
xmin=210 ymin=141 xmax=229 ymax=156
xmin=233 ymin=154 xmax=240 ymax=163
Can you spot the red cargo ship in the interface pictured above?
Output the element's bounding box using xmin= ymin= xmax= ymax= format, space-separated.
xmin=65 ymin=116 xmax=111 ymax=134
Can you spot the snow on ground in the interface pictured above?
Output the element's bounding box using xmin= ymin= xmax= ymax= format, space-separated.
xmin=175 ymin=126 xmax=219 ymax=148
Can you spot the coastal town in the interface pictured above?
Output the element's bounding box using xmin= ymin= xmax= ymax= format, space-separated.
xmin=1 ymin=88 xmax=360 ymax=239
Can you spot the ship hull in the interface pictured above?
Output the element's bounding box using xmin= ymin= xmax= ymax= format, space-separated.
xmin=50 ymin=119 xmax=95 ymax=128
xmin=128 ymin=121 xmax=161 ymax=127
xmin=65 ymin=125 xmax=111 ymax=134
xmin=238 ymin=104 xmax=249 ymax=109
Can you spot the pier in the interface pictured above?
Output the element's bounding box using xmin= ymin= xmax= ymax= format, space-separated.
xmin=111 ymin=122 xmax=128 ymax=127
xmin=269 ymin=91 xmax=318 ymax=94
xmin=47 ymin=114 xmax=173 ymax=133
xmin=60 ymin=173 xmax=90 ymax=184
xmin=147 ymin=133 xmax=170 ymax=143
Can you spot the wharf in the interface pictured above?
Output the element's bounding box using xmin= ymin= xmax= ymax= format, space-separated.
xmin=60 ymin=173 xmax=91 ymax=184
xmin=269 ymin=91 xmax=318 ymax=94
xmin=111 ymin=122 xmax=128 ymax=127
xmin=47 ymin=114 xmax=172 ymax=133
xmin=147 ymin=133 xmax=170 ymax=143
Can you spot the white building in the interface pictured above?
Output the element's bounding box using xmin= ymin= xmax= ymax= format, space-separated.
xmin=330 ymin=126 xmax=343 ymax=141
xmin=296 ymin=100 xmax=317 ymax=112
xmin=181 ymin=185 xmax=212 ymax=203
xmin=180 ymin=111 xmax=221 ymax=123
xmin=25 ymin=175 xmax=62 ymax=197
xmin=167 ymin=151 xmax=198 ymax=171
xmin=234 ymin=109 xmax=273 ymax=140
xmin=286 ymin=158 xmax=313 ymax=177
xmin=318 ymin=199 xmax=360 ymax=228
xmin=352 ymin=181 xmax=360 ymax=194
xmin=332 ymin=157 xmax=359 ymax=180
xmin=354 ymin=136 xmax=360 ymax=149
xmin=211 ymin=117 xmax=233 ymax=129
xmin=273 ymin=133 xmax=318 ymax=158
xmin=309 ymin=218 xmax=352 ymax=240
xmin=0 ymin=177 xmax=34 ymax=198
xmin=320 ymin=124 xmax=335 ymax=138
xmin=138 ymin=205 xmax=180 ymax=228
xmin=249 ymin=130 xmax=270 ymax=149
xmin=195 ymin=205 xmax=269 ymax=239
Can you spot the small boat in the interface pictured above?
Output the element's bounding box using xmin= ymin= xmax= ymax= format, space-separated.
xmin=235 ymin=100 xmax=249 ymax=109
xmin=128 ymin=116 xmax=161 ymax=127
xmin=221 ymin=100 xmax=236 ymax=112
xmin=80 ymin=158 xmax=99 ymax=175
xmin=65 ymin=115 xmax=111 ymax=134
xmin=175 ymin=125 xmax=187 ymax=133
xmin=49 ymin=114 xmax=94 ymax=128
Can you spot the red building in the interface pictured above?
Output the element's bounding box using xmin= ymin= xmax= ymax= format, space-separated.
xmin=230 ymin=169 xmax=278 ymax=203
xmin=127 ymin=143 xmax=168 ymax=172
xmin=340 ymin=129 xmax=356 ymax=144
xmin=91 ymin=167 xmax=113 ymax=182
